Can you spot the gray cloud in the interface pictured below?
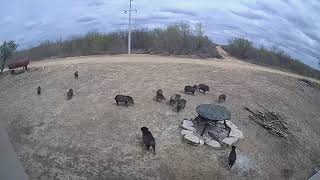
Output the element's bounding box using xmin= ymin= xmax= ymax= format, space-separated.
xmin=241 ymin=2 xmax=278 ymax=16
xmin=230 ymin=10 xmax=265 ymax=20
xmin=134 ymin=15 xmax=171 ymax=23
xmin=76 ymin=16 xmax=98 ymax=23
xmin=285 ymin=15 xmax=314 ymax=30
xmin=3 ymin=16 xmax=15 ymax=24
xmin=24 ymin=21 xmax=38 ymax=30
xmin=305 ymin=32 xmax=320 ymax=45
xmin=88 ymin=1 xmax=105 ymax=7
xmin=160 ymin=8 xmax=197 ymax=17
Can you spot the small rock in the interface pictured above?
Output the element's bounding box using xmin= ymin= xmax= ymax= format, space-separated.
xmin=181 ymin=124 xmax=196 ymax=131
xmin=229 ymin=128 xmax=244 ymax=139
xmin=181 ymin=129 xmax=193 ymax=136
xmin=182 ymin=120 xmax=194 ymax=127
xmin=206 ymin=140 xmax=221 ymax=149
xmin=199 ymin=139 xmax=205 ymax=146
xmin=184 ymin=133 xmax=200 ymax=144
xmin=222 ymin=137 xmax=239 ymax=145
xmin=181 ymin=120 xmax=196 ymax=131
xmin=225 ymin=120 xmax=238 ymax=129
xmin=203 ymin=136 xmax=212 ymax=143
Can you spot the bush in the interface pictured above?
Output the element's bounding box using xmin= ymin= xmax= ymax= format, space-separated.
xmin=12 ymin=23 xmax=220 ymax=62
xmin=224 ymin=38 xmax=320 ymax=80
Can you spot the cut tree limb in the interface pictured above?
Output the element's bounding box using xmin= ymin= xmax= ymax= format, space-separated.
xmin=245 ymin=106 xmax=288 ymax=139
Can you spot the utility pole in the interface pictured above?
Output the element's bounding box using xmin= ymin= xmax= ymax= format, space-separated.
xmin=124 ymin=0 xmax=137 ymax=55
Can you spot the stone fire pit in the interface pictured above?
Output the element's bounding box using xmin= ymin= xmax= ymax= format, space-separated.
xmin=180 ymin=104 xmax=244 ymax=148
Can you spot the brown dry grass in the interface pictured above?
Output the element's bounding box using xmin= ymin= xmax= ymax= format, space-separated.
xmin=0 ymin=52 xmax=319 ymax=179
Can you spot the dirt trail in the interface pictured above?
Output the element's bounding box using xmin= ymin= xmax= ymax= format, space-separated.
xmin=0 ymin=53 xmax=319 ymax=179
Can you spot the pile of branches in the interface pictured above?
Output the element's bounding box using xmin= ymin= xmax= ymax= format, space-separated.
xmin=244 ymin=104 xmax=288 ymax=139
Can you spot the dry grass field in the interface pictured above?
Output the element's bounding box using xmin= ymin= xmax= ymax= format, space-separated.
xmin=0 ymin=52 xmax=319 ymax=179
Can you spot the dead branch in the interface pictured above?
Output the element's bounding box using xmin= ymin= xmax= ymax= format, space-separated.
xmin=244 ymin=106 xmax=288 ymax=139
xmin=268 ymin=120 xmax=287 ymax=124
xmin=257 ymin=103 xmax=279 ymax=120
xmin=269 ymin=127 xmax=288 ymax=139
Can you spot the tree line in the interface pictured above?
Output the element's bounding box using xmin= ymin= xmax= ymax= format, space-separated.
xmin=222 ymin=38 xmax=320 ymax=79
xmin=1 ymin=23 xmax=319 ymax=79
xmin=12 ymin=23 xmax=221 ymax=61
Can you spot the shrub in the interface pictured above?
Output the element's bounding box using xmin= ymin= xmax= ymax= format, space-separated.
xmin=224 ymin=38 xmax=320 ymax=80
xmin=12 ymin=23 xmax=220 ymax=62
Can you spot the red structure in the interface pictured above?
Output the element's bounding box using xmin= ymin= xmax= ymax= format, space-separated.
xmin=8 ymin=58 xmax=29 ymax=70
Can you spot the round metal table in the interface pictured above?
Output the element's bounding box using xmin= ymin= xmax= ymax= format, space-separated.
xmin=195 ymin=104 xmax=231 ymax=136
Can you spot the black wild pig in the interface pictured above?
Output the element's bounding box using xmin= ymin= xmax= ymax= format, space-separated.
xmin=156 ymin=89 xmax=165 ymax=102
xmin=184 ymin=85 xmax=197 ymax=95
xmin=74 ymin=71 xmax=78 ymax=79
xmin=198 ymin=84 xmax=209 ymax=93
xmin=169 ymin=94 xmax=181 ymax=105
xmin=114 ymin=95 xmax=134 ymax=107
xmin=67 ymin=89 xmax=73 ymax=100
xmin=176 ymin=99 xmax=186 ymax=113
xmin=218 ymin=94 xmax=226 ymax=102
xmin=37 ymin=86 xmax=41 ymax=95
xmin=141 ymin=127 xmax=156 ymax=155
xmin=229 ymin=146 xmax=237 ymax=169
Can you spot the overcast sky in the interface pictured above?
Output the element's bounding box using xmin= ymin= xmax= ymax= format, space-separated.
xmin=0 ymin=0 xmax=319 ymax=69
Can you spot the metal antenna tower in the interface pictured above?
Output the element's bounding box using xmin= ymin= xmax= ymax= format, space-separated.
xmin=124 ymin=0 xmax=137 ymax=55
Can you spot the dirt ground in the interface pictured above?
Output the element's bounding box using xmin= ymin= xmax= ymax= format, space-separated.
xmin=0 ymin=52 xmax=319 ymax=180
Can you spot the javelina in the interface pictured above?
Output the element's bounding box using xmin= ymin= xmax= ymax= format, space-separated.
xmin=169 ymin=94 xmax=181 ymax=105
xmin=114 ymin=95 xmax=134 ymax=107
xmin=74 ymin=71 xmax=78 ymax=79
xmin=37 ymin=86 xmax=41 ymax=95
xmin=156 ymin=89 xmax=165 ymax=102
xmin=198 ymin=84 xmax=209 ymax=93
xmin=229 ymin=146 xmax=237 ymax=169
xmin=67 ymin=89 xmax=73 ymax=100
xmin=176 ymin=99 xmax=186 ymax=113
xmin=218 ymin=94 xmax=226 ymax=102
xmin=141 ymin=127 xmax=156 ymax=155
xmin=184 ymin=85 xmax=197 ymax=95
